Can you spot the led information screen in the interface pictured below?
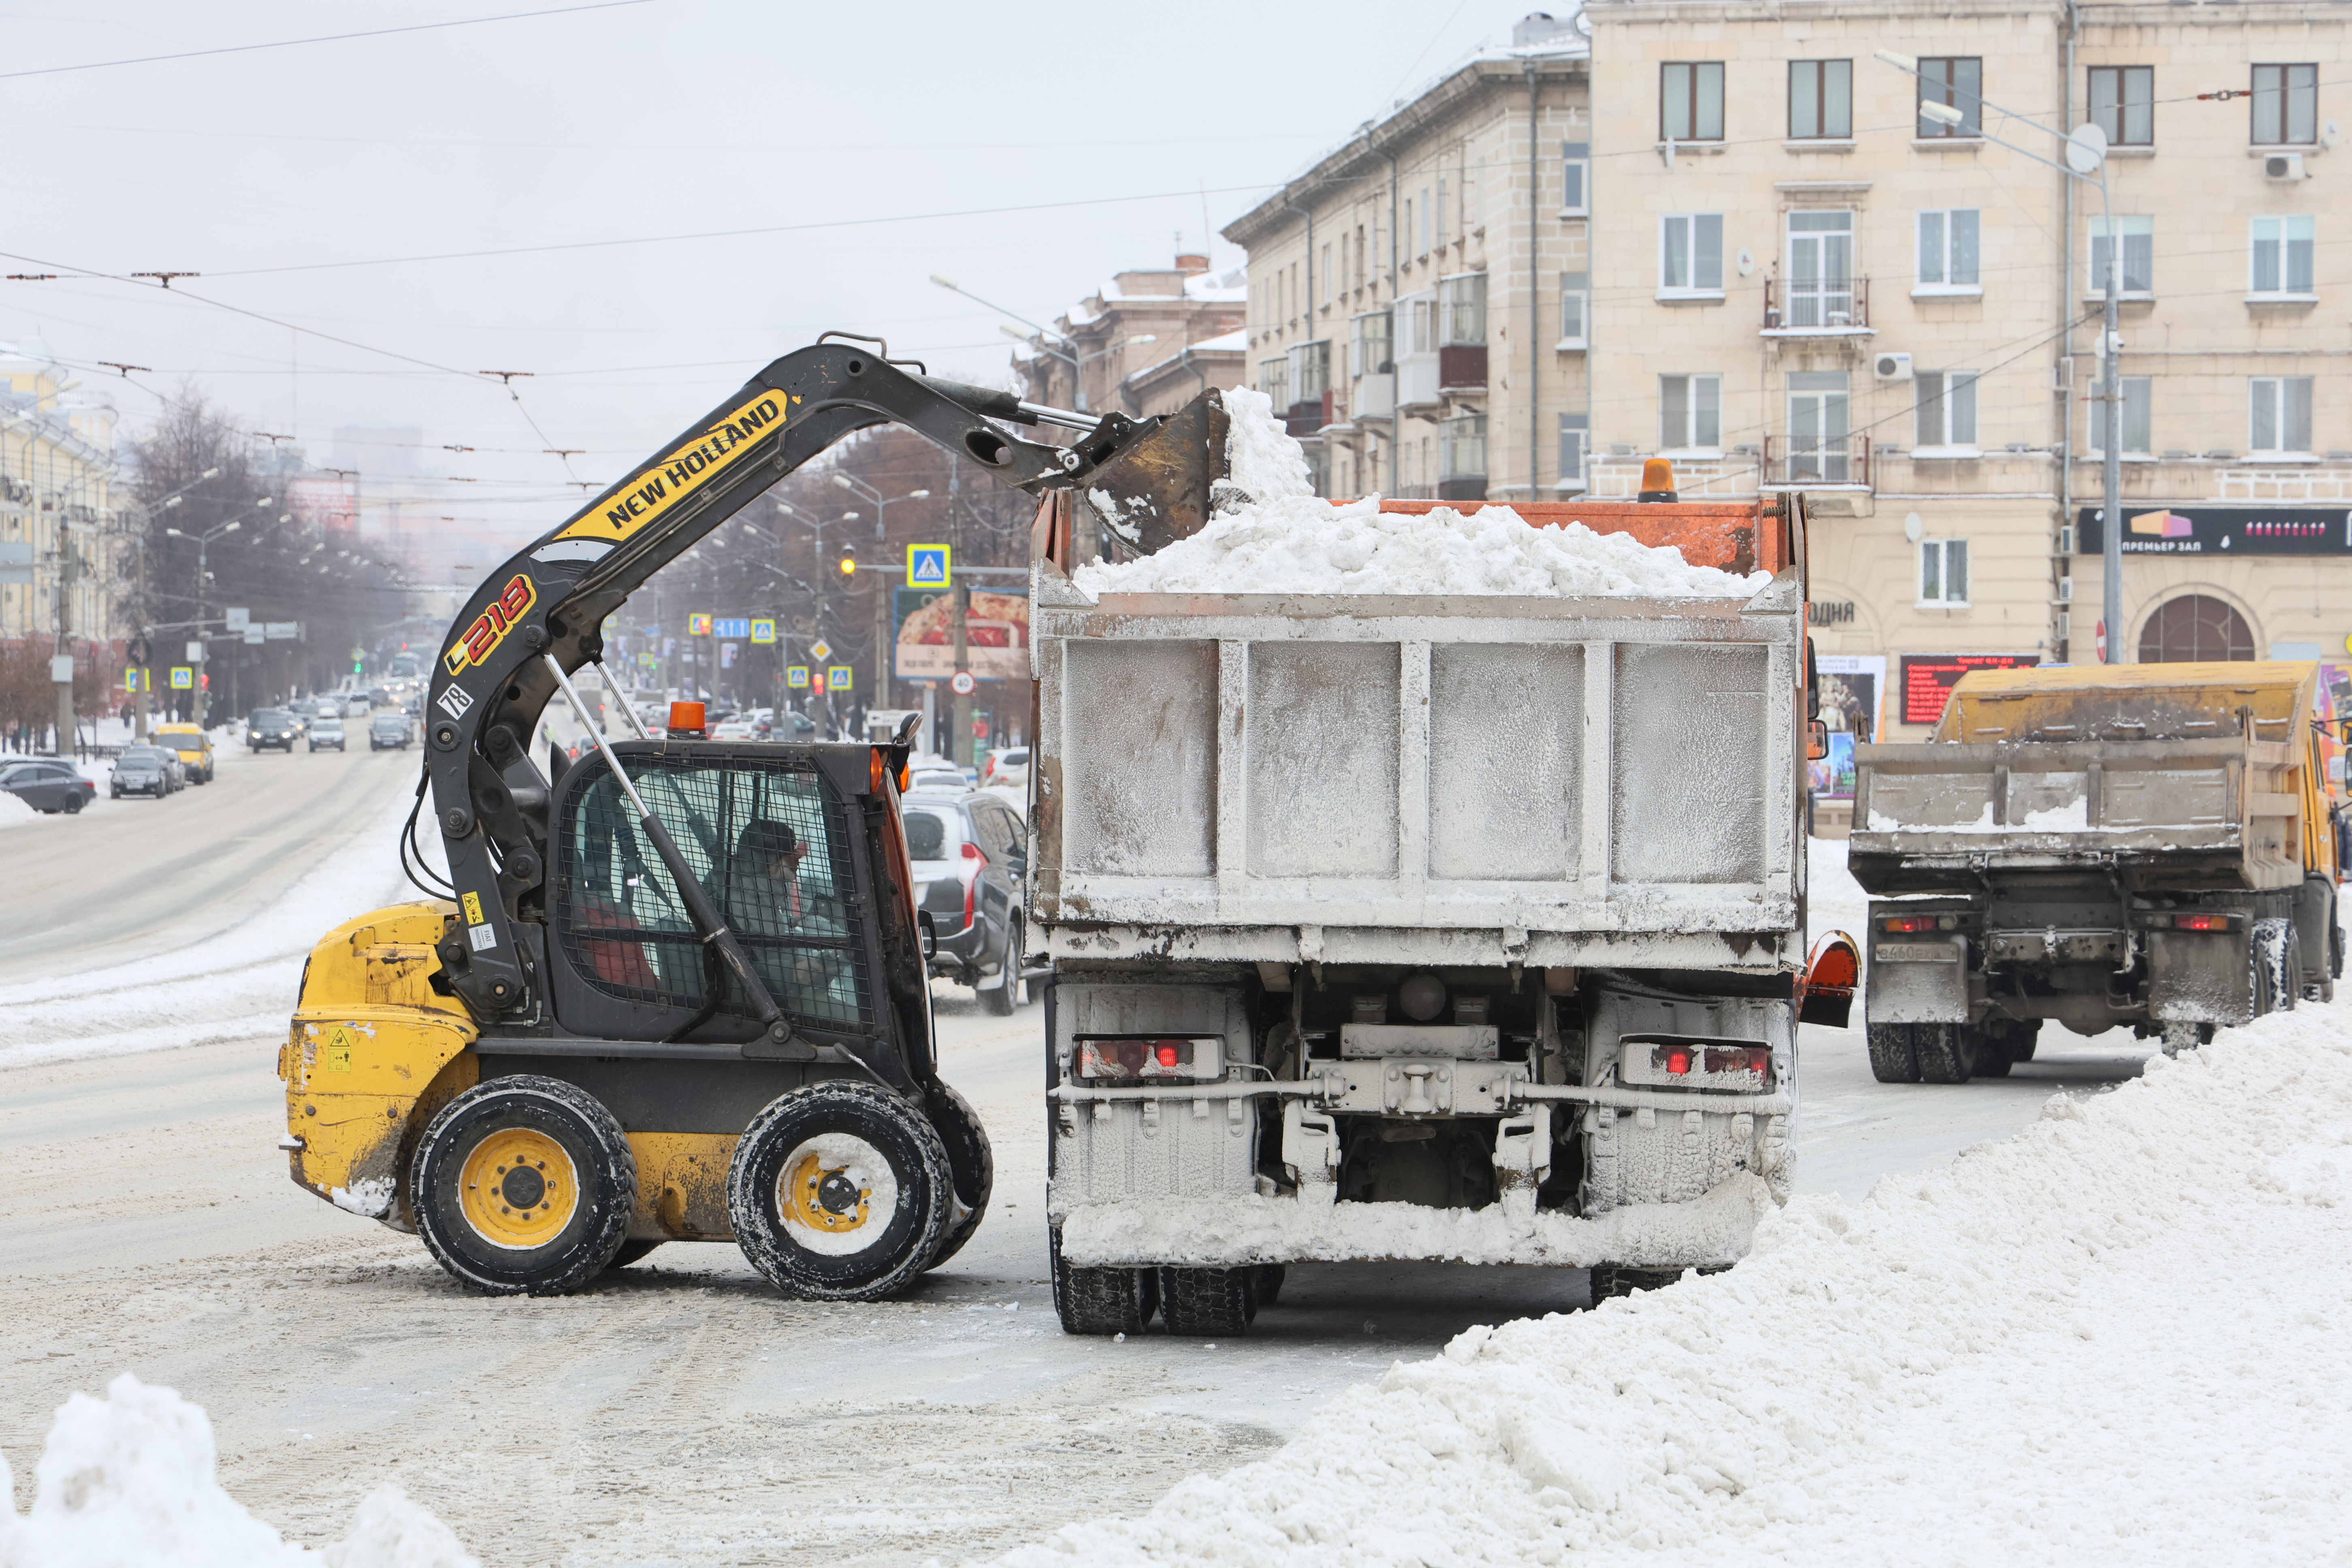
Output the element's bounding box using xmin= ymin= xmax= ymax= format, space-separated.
xmin=1898 ymin=653 xmax=2040 ymax=727
xmin=2077 ymin=504 xmax=2352 ymax=557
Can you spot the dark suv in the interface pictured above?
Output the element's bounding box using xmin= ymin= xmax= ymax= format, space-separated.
xmin=248 ymin=708 xmax=300 ymax=751
xmin=901 ymin=789 xmax=1029 ymax=1015
xmin=369 ymin=713 xmax=411 ymax=750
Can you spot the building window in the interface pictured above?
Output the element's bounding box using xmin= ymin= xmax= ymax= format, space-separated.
xmin=1916 ymin=209 xmax=1980 ymax=289
xmin=1257 ymin=356 xmax=1289 ymax=411
xmin=1288 ymin=341 xmax=1330 ymax=406
xmin=1660 ymin=62 xmax=1725 ymax=142
xmin=2089 ymin=216 xmax=2154 ymax=294
xmin=1786 ymin=371 xmax=1852 ymax=482
xmin=1660 ymin=374 xmax=1723 ymax=450
xmin=2088 ymin=376 xmax=2154 ymax=454
xmin=1789 ymin=60 xmax=1853 ymax=139
xmin=1440 ymin=412 xmax=1487 ymax=480
xmin=1558 ymin=413 xmax=1588 ymax=491
xmin=1917 ymin=57 xmax=1983 ymax=138
xmin=1659 ymin=213 xmax=1725 ymax=294
xmin=2089 ymin=66 xmax=2154 ymax=146
xmin=1350 ymin=310 xmax=1392 ymax=378
xmin=1320 ymin=243 xmax=1332 ymax=305
xmin=1439 ymin=273 xmax=1487 ymax=345
xmin=2141 ymin=595 xmax=2255 ymax=662
xmin=2252 ymin=63 xmax=2318 ymax=145
xmin=2251 ymin=375 xmax=2314 ymax=452
xmin=1786 ymin=210 xmax=1854 ymax=327
xmin=1914 ymin=370 xmax=1979 ymax=449
xmin=1560 ymin=141 xmax=1589 ymax=214
xmin=1558 ymin=272 xmax=1588 ymax=347
xmin=2251 ymin=215 xmax=2315 ymax=296
xmin=1919 ymin=539 xmax=1970 ymax=606
xmin=1419 ymin=186 xmax=1431 ymax=256
xmin=1436 ymin=176 xmax=1449 ymax=250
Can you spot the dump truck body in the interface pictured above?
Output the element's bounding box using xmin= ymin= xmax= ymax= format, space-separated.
xmin=1027 ymin=495 xmax=1834 ymax=1327
xmin=1849 ymin=661 xmax=2340 ymax=1069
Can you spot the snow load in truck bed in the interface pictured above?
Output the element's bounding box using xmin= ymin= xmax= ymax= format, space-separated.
xmin=1073 ymin=387 xmax=1774 ymax=601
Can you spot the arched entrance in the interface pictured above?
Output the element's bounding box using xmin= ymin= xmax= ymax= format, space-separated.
xmin=2137 ymin=594 xmax=2256 ymax=663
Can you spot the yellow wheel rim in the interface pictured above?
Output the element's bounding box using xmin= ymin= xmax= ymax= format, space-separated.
xmin=781 ymin=1150 xmax=872 ymax=1236
xmin=458 ymin=1128 xmax=578 ymax=1250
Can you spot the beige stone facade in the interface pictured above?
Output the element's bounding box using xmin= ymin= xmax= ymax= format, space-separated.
xmin=1011 ymin=256 xmax=1247 ymax=421
xmin=1221 ymin=16 xmax=1592 ymax=501
xmin=1582 ymin=0 xmax=2352 ymax=735
xmin=0 ymin=339 xmax=125 ymax=651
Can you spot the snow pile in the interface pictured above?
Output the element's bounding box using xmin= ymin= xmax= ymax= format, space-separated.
xmin=998 ymin=1008 xmax=2352 ymax=1565
xmin=0 ymin=791 xmax=38 ymax=831
xmin=1072 ymin=387 xmax=1769 ymax=601
xmin=0 ymin=1374 xmax=475 ymax=1567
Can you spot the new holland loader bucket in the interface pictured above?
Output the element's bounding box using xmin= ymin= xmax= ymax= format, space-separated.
xmin=1058 ymin=387 xmax=1231 ymax=565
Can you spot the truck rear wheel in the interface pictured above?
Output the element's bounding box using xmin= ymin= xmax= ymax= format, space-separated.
xmin=412 ymin=1075 xmax=636 ymax=1296
xmin=1161 ymin=1267 xmax=1253 ymax=1335
xmin=2252 ymin=918 xmax=2300 ymax=1017
xmin=1913 ymin=1023 xmax=1977 ymax=1084
xmin=1050 ymin=1224 xmax=1159 ymax=1334
xmin=1253 ymin=1263 xmax=1287 ymax=1308
xmin=922 ymin=1080 xmax=994 ymax=1271
xmin=728 ymin=1082 xmax=952 ymax=1301
xmin=1865 ymin=1022 xmax=1921 ymax=1083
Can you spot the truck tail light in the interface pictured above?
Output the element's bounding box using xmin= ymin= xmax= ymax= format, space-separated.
xmin=2173 ymin=913 xmax=2234 ymax=932
xmin=959 ymin=839 xmax=986 ymax=926
xmin=1074 ymin=1036 xmax=1222 ymax=1084
xmin=1882 ymin=914 xmax=1955 ymax=932
xmin=1651 ymin=1043 xmax=1771 ymax=1080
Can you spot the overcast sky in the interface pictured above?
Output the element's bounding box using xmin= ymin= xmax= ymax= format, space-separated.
xmin=3 ymin=0 xmax=1534 ymax=535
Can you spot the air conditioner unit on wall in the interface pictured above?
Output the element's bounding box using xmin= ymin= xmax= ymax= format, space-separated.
xmin=2264 ymin=152 xmax=2307 ymax=181
xmin=2053 ymin=358 xmax=2074 ymax=394
xmin=1874 ymin=351 xmax=1914 ymax=382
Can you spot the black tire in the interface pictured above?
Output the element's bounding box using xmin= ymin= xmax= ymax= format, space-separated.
xmin=1050 ymin=1223 xmax=1160 ymax=1334
xmin=1253 ymin=1263 xmax=1287 ymax=1308
xmin=923 ymin=1079 xmax=994 ymax=1271
xmin=1865 ymin=1022 xmax=1921 ymax=1083
xmin=981 ymin=918 xmax=1021 ymax=1016
xmin=412 ymin=1075 xmax=636 ymax=1296
xmin=1161 ymin=1266 xmax=1253 ymax=1336
xmin=728 ymin=1081 xmax=952 ymax=1301
xmin=2252 ymin=917 xmax=2298 ymax=1017
xmin=607 ymin=1239 xmax=664 ymax=1268
xmin=61 ymin=793 xmax=82 ymax=815
xmin=1970 ymin=1024 xmax=2014 ymax=1078
xmin=1913 ymin=1022 xmax=1976 ymax=1083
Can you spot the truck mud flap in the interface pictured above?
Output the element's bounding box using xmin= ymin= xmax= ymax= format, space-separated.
xmin=1864 ymin=933 xmax=1970 ymax=1024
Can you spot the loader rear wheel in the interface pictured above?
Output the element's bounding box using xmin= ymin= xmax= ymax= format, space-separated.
xmin=412 ymin=1075 xmax=635 ymax=1297
xmin=923 ymin=1080 xmax=994 ymax=1271
xmin=1913 ymin=1022 xmax=1976 ymax=1084
xmin=1161 ymin=1266 xmax=1253 ymax=1336
xmin=1865 ymin=1023 xmax=1921 ymax=1084
xmin=728 ymin=1081 xmax=952 ymax=1301
xmin=1050 ymin=1224 xmax=1159 ymax=1334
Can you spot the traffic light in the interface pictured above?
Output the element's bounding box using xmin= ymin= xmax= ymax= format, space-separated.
xmin=838 ymin=554 xmax=857 ymax=577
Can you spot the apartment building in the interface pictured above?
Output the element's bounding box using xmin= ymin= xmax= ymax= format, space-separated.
xmin=0 ymin=339 xmax=126 ymax=651
xmin=1221 ymin=14 xmax=1591 ymax=501
xmin=1010 ymin=256 xmax=1247 ymax=420
xmin=1584 ymin=0 xmax=2352 ymax=738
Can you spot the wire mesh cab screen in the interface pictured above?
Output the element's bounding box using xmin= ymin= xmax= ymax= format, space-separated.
xmin=557 ymin=750 xmax=872 ymax=1035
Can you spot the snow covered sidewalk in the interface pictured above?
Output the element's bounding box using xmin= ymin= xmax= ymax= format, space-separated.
xmin=998 ymin=1008 xmax=2352 ymax=1566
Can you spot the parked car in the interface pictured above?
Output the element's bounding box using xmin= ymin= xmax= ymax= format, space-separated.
xmin=900 ymin=791 xmax=1030 ymax=1015
xmin=248 ymin=708 xmax=300 ymax=751
xmin=906 ymin=767 xmax=969 ymax=794
xmin=980 ymin=746 xmax=1030 ymax=791
xmin=307 ymin=716 xmax=347 ymax=752
xmin=110 ymin=746 xmax=179 ymax=799
xmin=152 ymin=723 xmax=215 ymax=783
xmin=0 ymin=759 xmax=95 ymax=814
xmin=368 ymin=713 xmax=412 ymax=750
xmin=710 ymin=715 xmax=764 ymax=741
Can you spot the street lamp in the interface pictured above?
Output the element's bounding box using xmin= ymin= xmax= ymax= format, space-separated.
xmin=935 ymin=271 xmax=1101 ymax=412
xmin=163 ymin=517 xmax=243 ymax=725
xmin=1874 ymin=49 xmax=2123 ymax=663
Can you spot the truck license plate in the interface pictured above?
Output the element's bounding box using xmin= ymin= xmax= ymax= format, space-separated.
xmin=1876 ymin=942 xmax=1957 ymax=963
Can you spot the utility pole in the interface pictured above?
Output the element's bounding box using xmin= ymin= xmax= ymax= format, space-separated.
xmin=52 ymin=507 xmax=75 ymax=755
xmin=948 ymin=455 xmax=972 ymax=769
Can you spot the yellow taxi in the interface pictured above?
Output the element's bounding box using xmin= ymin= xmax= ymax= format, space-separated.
xmin=152 ymin=723 xmax=216 ymax=785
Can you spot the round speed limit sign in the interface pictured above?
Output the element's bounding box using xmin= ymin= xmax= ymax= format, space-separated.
xmin=949 ymin=670 xmax=977 ymax=696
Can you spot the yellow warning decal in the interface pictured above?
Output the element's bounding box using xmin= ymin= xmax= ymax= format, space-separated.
xmin=556 ymin=389 xmax=795 ymax=545
xmin=326 ymin=1025 xmax=355 ymax=1074
xmin=462 ymin=891 xmax=486 ymax=926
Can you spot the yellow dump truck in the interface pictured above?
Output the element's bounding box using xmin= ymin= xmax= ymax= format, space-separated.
xmin=1848 ymin=661 xmax=2342 ymax=1078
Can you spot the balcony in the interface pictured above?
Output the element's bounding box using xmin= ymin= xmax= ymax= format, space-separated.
xmin=1762 ymin=433 xmax=1871 ymax=489
xmin=1285 ymin=391 xmax=1334 ymax=438
xmin=1439 ymin=344 xmax=1488 ymax=393
xmin=1762 ymin=277 xmax=1870 ymax=335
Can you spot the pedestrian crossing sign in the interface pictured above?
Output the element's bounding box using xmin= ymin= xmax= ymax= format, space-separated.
xmin=907 ymin=544 xmax=950 ymax=587
xmin=828 ymin=664 xmax=853 ymax=691
xmin=169 ymin=666 xmax=194 ymax=690
xmin=750 ymin=618 xmax=776 ymax=645
xmin=785 ymin=666 xmax=809 ymax=689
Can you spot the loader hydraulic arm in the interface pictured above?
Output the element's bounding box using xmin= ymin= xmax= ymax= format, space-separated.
xmin=420 ymin=337 xmax=1164 ymax=1017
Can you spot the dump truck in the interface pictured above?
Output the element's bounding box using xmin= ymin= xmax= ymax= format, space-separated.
xmin=1029 ymin=479 xmax=1860 ymax=1335
xmin=1848 ymin=660 xmax=2343 ymax=1080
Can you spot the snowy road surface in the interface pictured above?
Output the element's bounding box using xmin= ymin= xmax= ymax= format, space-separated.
xmin=0 ymin=795 xmax=2175 ymax=1564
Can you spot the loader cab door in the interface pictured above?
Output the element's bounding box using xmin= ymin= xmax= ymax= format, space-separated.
xmin=547 ymin=745 xmax=879 ymax=1046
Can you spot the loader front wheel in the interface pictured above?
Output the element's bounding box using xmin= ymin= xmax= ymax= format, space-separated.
xmin=1865 ymin=1022 xmax=1921 ymax=1083
xmin=412 ymin=1075 xmax=636 ymax=1296
xmin=728 ymin=1082 xmax=952 ymax=1301
xmin=923 ymin=1080 xmax=994 ymax=1271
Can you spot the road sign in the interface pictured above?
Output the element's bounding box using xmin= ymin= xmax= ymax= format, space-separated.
xmin=828 ymin=664 xmax=853 ymax=691
xmin=186 ymin=640 xmax=205 ymax=663
xmin=688 ymin=613 xmax=713 ymax=636
xmin=715 ymin=617 xmax=751 ymax=640
xmin=785 ymin=666 xmax=810 ymax=689
xmin=265 ymin=622 xmax=299 ymax=640
xmin=169 ymin=666 xmax=194 ymax=690
xmin=49 ymin=654 xmax=72 ymax=683
xmin=750 ymin=618 xmax=776 ymax=645
xmin=810 ymin=638 xmax=832 ymax=662
xmin=245 ymin=627 xmax=264 ymax=645
xmin=124 ymin=669 xmax=142 ymax=691
xmin=907 ymin=544 xmax=951 ymax=587
xmin=224 ymin=607 xmax=250 ymax=631
xmin=949 ymin=670 xmax=976 ymax=696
